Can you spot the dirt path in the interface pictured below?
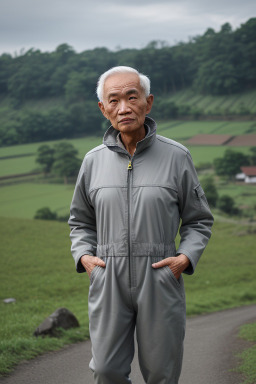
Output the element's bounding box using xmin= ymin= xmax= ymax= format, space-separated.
xmin=1 ymin=305 xmax=255 ymax=384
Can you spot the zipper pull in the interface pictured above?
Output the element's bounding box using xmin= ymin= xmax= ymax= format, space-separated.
xmin=127 ymin=161 xmax=133 ymax=170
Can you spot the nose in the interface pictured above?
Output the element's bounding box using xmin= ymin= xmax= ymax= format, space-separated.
xmin=118 ymin=100 xmax=131 ymax=114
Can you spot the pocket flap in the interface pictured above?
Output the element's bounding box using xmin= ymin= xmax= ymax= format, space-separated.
xmin=195 ymin=184 xmax=205 ymax=198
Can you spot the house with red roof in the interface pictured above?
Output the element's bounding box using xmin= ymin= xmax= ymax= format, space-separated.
xmin=236 ymin=166 xmax=256 ymax=183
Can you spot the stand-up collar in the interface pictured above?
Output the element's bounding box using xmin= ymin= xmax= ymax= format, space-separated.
xmin=103 ymin=116 xmax=157 ymax=157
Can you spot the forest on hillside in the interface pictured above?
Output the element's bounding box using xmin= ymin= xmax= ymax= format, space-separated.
xmin=0 ymin=18 xmax=255 ymax=146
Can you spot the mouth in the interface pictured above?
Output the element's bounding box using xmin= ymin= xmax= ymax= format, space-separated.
xmin=119 ymin=118 xmax=134 ymax=123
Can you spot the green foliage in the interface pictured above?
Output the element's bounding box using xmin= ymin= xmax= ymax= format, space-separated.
xmin=0 ymin=103 xmax=104 ymax=146
xmin=0 ymin=19 xmax=255 ymax=105
xmin=237 ymin=322 xmax=256 ymax=384
xmin=35 ymin=142 xmax=81 ymax=183
xmin=36 ymin=144 xmax=55 ymax=173
xmin=0 ymin=18 xmax=256 ymax=146
xmin=52 ymin=142 xmax=81 ymax=183
xmin=34 ymin=207 xmax=69 ymax=222
xmin=249 ymin=147 xmax=256 ymax=165
xmin=217 ymin=194 xmax=238 ymax=214
xmin=34 ymin=207 xmax=57 ymax=220
xmin=193 ymin=59 xmax=238 ymax=95
xmin=201 ymin=176 xmax=219 ymax=207
xmin=65 ymin=70 xmax=98 ymax=103
xmin=203 ymin=182 xmax=256 ymax=220
xmin=214 ymin=149 xmax=250 ymax=177
xmin=152 ymin=99 xmax=179 ymax=119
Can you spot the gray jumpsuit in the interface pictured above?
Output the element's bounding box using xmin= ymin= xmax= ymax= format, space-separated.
xmin=68 ymin=116 xmax=214 ymax=384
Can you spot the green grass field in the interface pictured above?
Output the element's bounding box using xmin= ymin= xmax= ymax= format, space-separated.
xmin=0 ymin=217 xmax=255 ymax=375
xmin=0 ymin=183 xmax=74 ymax=219
xmin=237 ymin=322 xmax=256 ymax=384
xmin=0 ymin=218 xmax=89 ymax=375
xmin=186 ymin=146 xmax=250 ymax=165
xmin=0 ymin=178 xmax=255 ymax=221
xmin=0 ymin=156 xmax=38 ymax=177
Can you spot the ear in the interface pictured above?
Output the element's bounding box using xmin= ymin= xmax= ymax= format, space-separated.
xmin=98 ymin=102 xmax=109 ymax=120
xmin=146 ymin=94 xmax=154 ymax=114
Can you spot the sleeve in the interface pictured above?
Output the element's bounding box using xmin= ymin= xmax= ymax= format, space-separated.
xmin=176 ymin=151 xmax=214 ymax=275
xmin=68 ymin=158 xmax=97 ymax=273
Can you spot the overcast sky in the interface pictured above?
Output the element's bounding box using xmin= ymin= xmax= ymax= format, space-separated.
xmin=1 ymin=0 xmax=255 ymax=55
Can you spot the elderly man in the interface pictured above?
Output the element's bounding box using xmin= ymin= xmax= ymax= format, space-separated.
xmin=68 ymin=66 xmax=213 ymax=384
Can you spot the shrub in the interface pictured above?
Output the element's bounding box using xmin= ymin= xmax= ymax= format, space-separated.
xmin=217 ymin=195 xmax=239 ymax=214
xmin=34 ymin=207 xmax=57 ymax=220
xmin=201 ymin=176 xmax=219 ymax=207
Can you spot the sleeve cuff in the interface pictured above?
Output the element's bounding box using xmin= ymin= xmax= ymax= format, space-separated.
xmin=176 ymin=249 xmax=196 ymax=275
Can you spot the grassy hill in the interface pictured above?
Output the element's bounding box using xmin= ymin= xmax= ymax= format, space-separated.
xmin=0 ymin=217 xmax=256 ymax=375
xmin=1 ymin=89 xmax=256 ymax=122
xmin=165 ymin=89 xmax=256 ymax=116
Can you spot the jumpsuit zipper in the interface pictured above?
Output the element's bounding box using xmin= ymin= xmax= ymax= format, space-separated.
xmin=127 ymin=159 xmax=133 ymax=288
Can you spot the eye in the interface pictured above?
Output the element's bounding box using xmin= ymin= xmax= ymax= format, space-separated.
xmin=129 ymin=96 xmax=137 ymax=100
xmin=110 ymin=99 xmax=117 ymax=103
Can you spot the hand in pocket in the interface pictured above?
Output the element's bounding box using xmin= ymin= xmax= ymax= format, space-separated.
xmin=81 ymin=255 xmax=106 ymax=278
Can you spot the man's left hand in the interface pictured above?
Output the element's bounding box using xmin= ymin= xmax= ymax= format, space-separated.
xmin=152 ymin=254 xmax=190 ymax=280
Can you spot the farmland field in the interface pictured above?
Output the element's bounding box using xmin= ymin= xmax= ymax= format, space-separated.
xmin=0 ymin=120 xmax=254 ymax=177
xmin=157 ymin=120 xmax=256 ymax=139
xmin=166 ymin=89 xmax=256 ymax=114
xmin=187 ymin=146 xmax=250 ymax=165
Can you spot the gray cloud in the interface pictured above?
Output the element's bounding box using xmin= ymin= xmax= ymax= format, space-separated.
xmin=0 ymin=0 xmax=255 ymax=55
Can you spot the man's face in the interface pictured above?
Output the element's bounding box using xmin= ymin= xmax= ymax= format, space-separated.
xmin=98 ymin=72 xmax=153 ymax=135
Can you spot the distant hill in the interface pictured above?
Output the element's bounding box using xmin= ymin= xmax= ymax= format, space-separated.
xmin=0 ymin=17 xmax=255 ymax=146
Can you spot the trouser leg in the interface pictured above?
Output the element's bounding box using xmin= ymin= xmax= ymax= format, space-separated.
xmin=88 ymin=259 xmax=135 ymax=384
xmin=135 ymin=258 xmax=186 ymax=384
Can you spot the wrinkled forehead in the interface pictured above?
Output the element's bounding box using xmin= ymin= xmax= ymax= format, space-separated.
xmin=103 ymin=72 xmax=143 ymax=98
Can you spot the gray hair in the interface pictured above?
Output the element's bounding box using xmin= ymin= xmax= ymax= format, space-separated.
xmin=96 ymin=66 xmax=151 ymax=102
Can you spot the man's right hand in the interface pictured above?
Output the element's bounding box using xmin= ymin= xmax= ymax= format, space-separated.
xmin=80 ymin=255 xmax=106 ymax=278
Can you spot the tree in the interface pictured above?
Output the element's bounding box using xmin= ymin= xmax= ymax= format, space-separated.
xmin=36 ymin=144 xmax=55 ymax=174
xmin=249 ymin=147 xmax=256 ymax=165
xmin=152 ymin=99 xmax=178 ymax=119
xmin=52 ymin=142 xmax=81 ymax=184
xmin=217 ymin=195 xmax=236 ymax=214
xmin=214 ymin=149 xmax=250 ymax=178
xmin=193 ymin=59 xmax=238 ymax=95
xmin=65 ymin=70 xmax=99 ymax=103
xmin=67 ymin=101 xmax=104 ymax=135
xmin=201 ymin=176 xmax=219 ymax=207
